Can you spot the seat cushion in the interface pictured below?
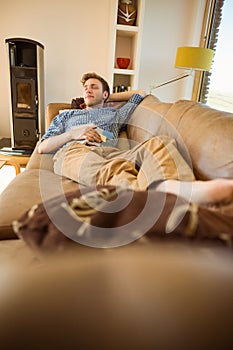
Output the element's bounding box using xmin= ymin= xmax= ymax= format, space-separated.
xmin=0 ymin=169 xmax=80 ymax=239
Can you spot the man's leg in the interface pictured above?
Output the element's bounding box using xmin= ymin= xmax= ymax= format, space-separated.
xmin=53 ymin=143 xmax=106 ymax=186
xmin=53 ymin=142 xmax=140 ymax=188
xmin=123 ymin=136 xmax=195 ymax=190
xmin=95 ymin=135 xmax=195 ymax=190
xmin=95 ymin=154 xmax=139 ymax=189
xmin=128 ymin=136 xmax=233 ymax=206
xmin=53 ymin=141 xmax=233 ymax=206
xmin=54 ymin=136 xmax=195 ymax=190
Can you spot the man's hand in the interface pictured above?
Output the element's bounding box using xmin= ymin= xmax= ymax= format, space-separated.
xmin=70 ymin=125 xmax=102 ymax=143
xmin=38 ymin=124 xmax=102 ymax=154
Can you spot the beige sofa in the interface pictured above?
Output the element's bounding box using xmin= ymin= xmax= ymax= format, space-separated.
xmin=0 ymin=94 xmax=233 ymax=247
xmin=1 ymin=94 xmax=233 ymax=348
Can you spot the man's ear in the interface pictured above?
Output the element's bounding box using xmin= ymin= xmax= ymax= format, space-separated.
xmin=103 ymin=91 xmax=109 ymax=100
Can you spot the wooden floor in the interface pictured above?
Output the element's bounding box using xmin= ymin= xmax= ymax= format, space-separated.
xmin=0 ymin=138 xmax=30 ymax=192
xmin=0 ymin=165 xmax=25 ymax=194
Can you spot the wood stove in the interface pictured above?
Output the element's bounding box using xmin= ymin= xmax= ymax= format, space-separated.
xmin=5 ymin=38 xmax=45 ymax=153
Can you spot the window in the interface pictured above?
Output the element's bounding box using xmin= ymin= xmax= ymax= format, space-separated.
xmin=197 ymin=0 xmax=233 ymax=113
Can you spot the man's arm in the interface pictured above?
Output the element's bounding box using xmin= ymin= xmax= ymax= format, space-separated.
xmin=38 ymin=124 xmax=101 ymax=154
xmin=108 ymin=89 xmax=147 ymax=102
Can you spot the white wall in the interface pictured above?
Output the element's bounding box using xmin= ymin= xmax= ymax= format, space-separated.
xmin=139 ymin=0 xmax=206 ymax=102
xmin=0 ymin=0 xmax=206 ymax=138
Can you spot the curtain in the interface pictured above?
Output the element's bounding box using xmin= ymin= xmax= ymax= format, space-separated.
xmin=199 ymin=0 xmax=225 ymax=103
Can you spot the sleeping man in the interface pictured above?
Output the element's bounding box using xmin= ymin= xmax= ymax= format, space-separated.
xmin=38 ymin=72 xmax=233 ymax=207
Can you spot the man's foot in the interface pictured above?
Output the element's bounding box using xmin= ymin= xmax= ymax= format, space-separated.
xmin=156 ymin=179 xmax=233 ymax=206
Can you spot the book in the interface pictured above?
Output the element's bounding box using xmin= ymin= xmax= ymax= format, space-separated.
xmin=0 ymin=147 xmax=32 ymax=156
xmin=76 ymin=127 xmax=114 ymax=147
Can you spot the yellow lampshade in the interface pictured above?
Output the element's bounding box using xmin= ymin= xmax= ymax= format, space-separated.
xmin=175 ymin=46 xmax=214 ymax=71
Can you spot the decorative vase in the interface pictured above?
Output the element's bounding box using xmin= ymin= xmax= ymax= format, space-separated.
xmin=117 ymin=0 xmax=137 ymax=26
xmin=116 ymin=57 xmax=130 ymax=69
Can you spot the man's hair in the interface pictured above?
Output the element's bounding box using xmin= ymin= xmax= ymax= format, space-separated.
xmin=81 ymin=72 xmax=110 ymax=101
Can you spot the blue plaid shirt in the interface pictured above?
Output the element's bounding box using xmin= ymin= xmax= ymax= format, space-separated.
xmin=41 ymin=94 xmax=143 ymax=147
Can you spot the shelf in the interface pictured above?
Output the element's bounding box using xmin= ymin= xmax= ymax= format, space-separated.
xmin=109 ymin=0 xmax=145 ymax=92
xmin=116 ymin=24 xmax=139 ymax=35
xmin=114 ymin=68 xmax=135 ymax=75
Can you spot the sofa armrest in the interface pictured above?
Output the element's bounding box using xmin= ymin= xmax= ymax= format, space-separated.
xmin=26 ymin=143 xmax=54 ymax=172
xmin=46 ymin=103 xmax=71 ymax=129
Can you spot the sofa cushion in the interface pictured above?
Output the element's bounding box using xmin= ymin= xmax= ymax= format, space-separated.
xmin=129 ymin=96 xmax=233 ymax=181
xmin=127 ymin=95 xmax=191 ymax=167
xmin=127 ymin=95 xmax=173 ymax=143
xmin=165 ymin=100 xmax=233 ymax=180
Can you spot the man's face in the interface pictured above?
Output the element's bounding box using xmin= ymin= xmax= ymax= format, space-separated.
xmin=83 ymin=78 xmax=108 ymax=108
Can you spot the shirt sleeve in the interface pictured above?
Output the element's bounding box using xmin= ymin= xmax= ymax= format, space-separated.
xmin=40 ymin=113 xmax=66 ymax=141
xmin=115 ymin=93 xmax=144 ymax=127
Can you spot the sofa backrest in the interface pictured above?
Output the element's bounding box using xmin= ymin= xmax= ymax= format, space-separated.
xmin=128 ymin=95 xmax=233 ymax=180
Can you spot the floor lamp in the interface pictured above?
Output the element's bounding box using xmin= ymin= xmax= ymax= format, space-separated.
xmin=149 ymin=46 xmax=214 ymax=93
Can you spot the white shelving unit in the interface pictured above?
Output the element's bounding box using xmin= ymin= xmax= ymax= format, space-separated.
xmin=108 ymin=0 xmax=145 ymax=93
